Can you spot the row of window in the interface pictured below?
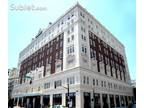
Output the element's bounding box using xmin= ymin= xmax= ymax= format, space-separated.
xmin=83 ymin=76 xmax=126 ymax=91
xmin=67 ymin=45 xmax=75 ymax=54
xmin=44 ymin=77 xmax=75 ymax=90
xmin=20 ymin=33 xmax=63 ymax=61
xmin=67 ymin=35 xmax=74 ymax=43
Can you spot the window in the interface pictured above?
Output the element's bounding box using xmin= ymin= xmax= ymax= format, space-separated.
xmin=50 ymin=47 xmax=52 ymax=53
xmin=84 ymin=36 xmax=86 ymax=41
xmin=83 ymin=76 xmax=86 ymax=84
xmin=60 ymin=41 xmax=63 ymax=47
xmin=104 ymin=81 xmax=106 ymax=87
xmin=59 ymin=50 xmax=63 ymax=59
xmin=71 ymin=27 xmax=74 ymax=32
xmin=67 ymin=45 xmax=74 ymax=54
xmin=82 ymin=46 xmax=84 ymax=52
xmin=67 ymin=76 xmax=75 ymax=85
xmin=67 ymin=30 xmax=70 ymax=34
xmin=93 ymin=79 xmax=95 ymax=86
xmin=101 ymin=81 xmax=103 ymax=87
xmin=44 ymin=82 xmax=50 ymax=89
xmin=71 ymin=35 xmax=74 ymax=40
xmin=87 ymin=77 xmax=89 ymax=84
xmin=55 ymin=52 xmax=59 ymax=59
xmin=49 ymin=56 xmax=52 ymax=63
xmin=81 ymin=34 xmax=84 ymax=40
xmin=54 ymin=80 xmax=62 ymax=88
xmin=67 ymin=38 xmax=70 ymax=43
xmin=84 ymin=47 xmax=87 ymax=53
xmin=38 ymin=73 xmax=42 ymax=78
xmin=96 ymin=79 xmax=98 ymax=85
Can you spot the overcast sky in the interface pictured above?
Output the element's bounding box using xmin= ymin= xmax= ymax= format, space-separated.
xmin=8 ymin=0 xmax=136 ymax=80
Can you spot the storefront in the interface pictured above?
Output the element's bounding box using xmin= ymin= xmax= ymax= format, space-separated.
xmin=102 ymin=94 xmax=108 ymax=108
xmin=53 ymin=94 xmax=62 ymax=105
xmin=94 ymin=93 xmax=101 ymax=108
xmin=43 ymin=95 xmax=50 ymax=107
xmin=120 ymin=95 xmax=125 ymax=106
xmin=115 ymin=95 xmax=120 ymax=107
xmin=66 ymin=92 xmax=76 ymax=108
xmin=84 ymin=92 xmax=91 ymax=108
xmin=109 ymin=95 xmax=115 ymax=108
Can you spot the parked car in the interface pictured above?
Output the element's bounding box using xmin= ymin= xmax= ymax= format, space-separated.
xmin=52 ymin=105 xmax=68 ymax=108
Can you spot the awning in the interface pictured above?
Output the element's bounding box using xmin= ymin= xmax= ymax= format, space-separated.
xmin=13 ymin=92 xmax=44 ymax=98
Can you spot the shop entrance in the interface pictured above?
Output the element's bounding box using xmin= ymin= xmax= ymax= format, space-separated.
xmin=116 ymin=95 xmax=120 ymax=107
xmin=35 ymin=96 xmax=40 ymax=108
xmin=109 ymin=95 xmax=115 ymax=108
xmin=66 ymin=92 xmax=76 ymax=108
xmin=43 ymin=95 xmax=50 ymax=107
xmin=125 ymin=96 xmax=128 ymax=106
xmin=102 ymin=94 xmax=108 ymax=108
xmin=53 ymin=94 xmax=62 ymax=105
xmin=84 ymin=92 xmax=91 ymax=108
xmin=120 ymin=96 xmax=125 ymax=106
xmin=94 ymin=93 xmax=101 ymax=108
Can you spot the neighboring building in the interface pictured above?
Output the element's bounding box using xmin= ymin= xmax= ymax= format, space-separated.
xmin=8 ymin=68 xmax=18 ymax=102
xmin=131 ymin=80 xmax=136 ymax=103
xmin=12 ymin=3 xmax=133 ymax=108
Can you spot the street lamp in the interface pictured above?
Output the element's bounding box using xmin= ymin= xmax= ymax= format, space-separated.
xmin=55 ymin=83 xmax=70 ymax=108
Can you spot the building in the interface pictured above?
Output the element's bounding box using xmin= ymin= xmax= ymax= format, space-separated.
xmin=12 ymin=3 xmax=133 ymax=108
xmin=131 ymin=80 xmax=136 ymax=103
xmin=8 ymin=68 xmax=18 ymax=107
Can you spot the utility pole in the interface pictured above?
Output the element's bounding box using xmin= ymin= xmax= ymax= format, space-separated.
xmin=67 ymin=83 xmax=70 ymax=108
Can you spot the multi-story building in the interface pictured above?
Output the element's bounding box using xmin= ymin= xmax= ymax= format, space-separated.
xmin=8 ymin=68 xmax=18 ymax=106
xmin=12 ymin=3 xmax=133 ymax=108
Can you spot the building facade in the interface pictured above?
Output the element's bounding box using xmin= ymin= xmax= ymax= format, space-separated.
xmin=12 ymin=3 xmax=133 ymax=108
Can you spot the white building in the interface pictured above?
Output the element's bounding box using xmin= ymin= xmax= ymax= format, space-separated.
xmin=12 ymin=3 xmax=133 ymax=108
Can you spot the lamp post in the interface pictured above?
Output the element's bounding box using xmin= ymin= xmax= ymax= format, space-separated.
xmin=55 ymin=83 xmax=70 ymax=108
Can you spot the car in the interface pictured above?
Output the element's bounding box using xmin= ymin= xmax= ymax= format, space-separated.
xmin=52 ymin=105 xmax=68 ymax=108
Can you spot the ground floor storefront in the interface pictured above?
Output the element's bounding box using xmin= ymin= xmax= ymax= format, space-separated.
xmin=11 ymin=92 xmax=133 ymax=108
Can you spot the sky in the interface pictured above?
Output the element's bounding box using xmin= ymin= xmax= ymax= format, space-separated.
xmin=8 ymin=0 xmax=136 ymax=80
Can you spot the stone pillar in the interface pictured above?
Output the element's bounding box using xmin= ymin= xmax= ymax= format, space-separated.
xmin=62 ymin=93 xmax=66 ymax=107
xmin=100 ymin=93 xmax=103 ymax=108
xmin=119 ymin=95 xmax=122 ymax=107
xmin=17 ymin=97 xmax=19 ymax=106
xmin=40 ymin=95 xmax=43 ymax=108
xmin=76 ymin=90 xmax=83 ymax=108
xmin=107 ymin=94 xmax=110 ymax=108
xmin=33 ymin=98 xmax=35 ymax=108
xmin=91 ymin=90 xmax=94 ymax=108
xmin=123 ymin=95 xmax=126 ymax=106
xmin=13 ymin=98 xmax=15 ymax=105
xmin=21 ymin=97 xmax=24 ymax=106
xmin=50 ymin=94 xmax=53 ymax=108
xmin=114 ymin=95 xmax=116 ymax=107
xmin=26 ymin=98 xmax=30 ymax=107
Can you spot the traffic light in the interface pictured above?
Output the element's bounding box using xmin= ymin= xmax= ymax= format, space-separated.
xmin=30 ymin=80 xmax=32 ymax=84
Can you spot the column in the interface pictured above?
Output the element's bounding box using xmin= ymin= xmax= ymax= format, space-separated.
xmin=76 ymin=90 xmax=83 ymax=108
xmin=17 ymin=97 xmax=19 ymax=106
xmin=119 ymin=95 xmax=122 ymax=107
xmin=13 ymin=98 xmax=15 ymax=106
xmin=50 ymin=94 xmax=53 ymax=108
xmin=100 ymin=93 xmax=103 ymax=108
xmin=21 ymin=97 xmax=24 ymax=107
xmin=62 ymin=93 xmax=66 ymax=107
xmin=107 ymin=94 xmax=110 ymax=108
xmin=26 ymin=98 xmax=30 ymax=107
xmin=33 ymin=98 xmax=35 ymax=108
xmin=91 ymin=91 xmax=94 ymax=108
xmin=123 ymin=95 xmax=126 ymax=106
xmin=114 ymin=95 xmax=116 ymax=107
xmin=40 ymin=95 xmax=43 ymax=108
